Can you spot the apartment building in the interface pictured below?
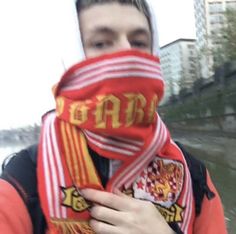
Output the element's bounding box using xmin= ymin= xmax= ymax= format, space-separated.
xmin=194 ymin=0 xmax=236 ymax=79
xmin=160 ymin=39 xmax=197 ymax=104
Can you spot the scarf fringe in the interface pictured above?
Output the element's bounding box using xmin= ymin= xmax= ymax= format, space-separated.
xmin=51 ymin=219 xmax=94 ymax=234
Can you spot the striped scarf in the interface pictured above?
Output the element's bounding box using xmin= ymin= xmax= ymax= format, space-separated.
xmin=37 ymin=50 xmax=195 ymax=234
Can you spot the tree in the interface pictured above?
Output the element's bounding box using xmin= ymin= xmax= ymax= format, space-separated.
xmin=211 ymin=8 xmax=236 ymax=67
xmin=223 ymin=9 xmax=236 ymax=59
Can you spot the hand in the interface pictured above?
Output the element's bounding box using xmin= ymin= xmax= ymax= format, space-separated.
xmin=81 ymin=188 xmax=175 ymax=234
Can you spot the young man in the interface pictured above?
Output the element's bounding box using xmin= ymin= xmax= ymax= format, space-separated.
xmin=0 ymin=0 xmax=227 ymax=234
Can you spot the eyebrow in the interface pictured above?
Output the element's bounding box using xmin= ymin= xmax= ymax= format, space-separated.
xmin=130 ymin=28 xmax=151 ymax=38
xmin=88 ymin=26 xmax=117 ymax=37
xmin=89 ymin=26 xmax=151 ymax=38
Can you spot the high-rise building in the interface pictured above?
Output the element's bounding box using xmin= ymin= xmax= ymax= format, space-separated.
xmin=160 ymin=39 xmax=197 ymax=104
xmin=194 ymin=0 xmax=236 ymax=79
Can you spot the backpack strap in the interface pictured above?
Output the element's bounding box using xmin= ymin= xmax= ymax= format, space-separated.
xmin=0 ymin=145 xmax=46 ymax=234
xmin=175 ymin=141 xmax=215 ymax=216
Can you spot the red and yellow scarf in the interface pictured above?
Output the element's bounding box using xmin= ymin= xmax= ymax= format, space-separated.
xmin=37 ymin=50 xmax=195 ymax=234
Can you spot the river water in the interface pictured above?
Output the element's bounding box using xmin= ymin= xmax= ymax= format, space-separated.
xmin=0 ymin=141 xmax=235 ymax=233
xmin=172 ymin=131 xmax=236 ymax=234
xmin=204 ymin=158 xmax=236 ymax=234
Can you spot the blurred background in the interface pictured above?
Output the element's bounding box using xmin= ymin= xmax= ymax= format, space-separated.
xmin=0 ymin=0 xmax=235 ymax=233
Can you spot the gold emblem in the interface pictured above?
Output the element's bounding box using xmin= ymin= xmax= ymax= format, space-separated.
xmin=155 ymin=203 xmax=184 ymax=223
xmin=62 ymin=187 xmax=90 ymax=212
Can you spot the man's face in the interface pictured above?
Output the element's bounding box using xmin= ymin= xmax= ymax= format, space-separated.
xmin=79 ymin=2 xmax=152 ymax=58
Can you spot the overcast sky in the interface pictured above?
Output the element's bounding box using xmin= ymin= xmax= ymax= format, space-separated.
xmin=0 ymin=0 xmax=196 ymax=129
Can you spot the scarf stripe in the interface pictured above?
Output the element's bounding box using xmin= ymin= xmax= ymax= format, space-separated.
xmin=50 ymin=118 xmax=67 ymax=219
xmin=69 ymin=56 xmax=161 ymax=80
xmin=79 ymin=132 xmax=101 ymax=185
xmin=68 ymin=67 xmax=161 ymax=87
xmin=43 ymin=114 xmax=67 ymax=219
xmin=73 ymin=128 xmax=88 ymax=184
xmin=122 ymin=118 xmax=167 ymax=188
xmin=84 ymin=131 xmax=141 ymax=152
xmin=110 ymin=135 xmax=144 ymax=146
xmin=68 ymin=124 xmax=88 ymax=185
xmin=110 ymin=114 xmax=167 ymax=190
xmin=62 ymin=122 xmax=81 ymax=185
xmin=42 ymin=117 xmax=54 ymax=218
xmin=181 ymin=175 xmax=193 ymax=234
xmin=60 ymin=121 xmax=101 ymax=187
xmin=46 ymin=115 xmax=60 ymax=218
xmin=46 ymin=126 xmax=61 ymax=218
xmin=86 ymin=138 xmax=134 ymax=156
xmin=69 ymin=64 xmax=161 ymax=85
xmin=185 ymin=185 xmax=193 ymax=233
xmin=62 ymin=71 xmax=162 ymax=92
xmin=61 ymin=122 xmax=79 ymax=184
xmin=59 ymin=55 xmax=162 ymax=93
xmin=171 ymin=140 xmax=193 ymax=233
xmin=85 ymin=132 xmax=138 ymax=156
xmin=182 ymin=169 xmax=193 ymax=233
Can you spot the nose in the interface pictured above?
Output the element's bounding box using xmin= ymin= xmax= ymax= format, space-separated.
xmin=117 ymin=35 xmax=132 ymax=50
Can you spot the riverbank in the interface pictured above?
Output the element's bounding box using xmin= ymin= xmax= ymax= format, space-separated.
xmin=170 ymin=129 xmax=236 ymax=233
xmin=170 ymin=129 xmax=236 ymax=170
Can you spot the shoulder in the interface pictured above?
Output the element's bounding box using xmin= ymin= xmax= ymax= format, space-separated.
xmin=175 ymin=142 xmax=227 ymax=233
xmin=2 ymin=144 xmax=37 ymax=170
xmin=193 ymin=172 xmax=227 ymax=234
xmin=0 ymin=178 xmax=33 ymax=234
xmin=175 ymin=142 xmax=215 ymax=214
xmin=0 ymin=144 xmax=47 ymax=233
xmin=1 ymin=144 xmax=38 ymax=202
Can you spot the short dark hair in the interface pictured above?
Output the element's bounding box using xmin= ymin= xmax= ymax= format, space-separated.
xmin=76 ymin=0 xmax=150 ymax=24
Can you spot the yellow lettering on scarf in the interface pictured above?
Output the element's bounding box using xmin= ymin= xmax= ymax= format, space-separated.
xmin=147 ymin=94 xmax=158 ymax=123
xmin=125 ymin=93 xmax=146 ymax=127
xmin=70 ymin=101 xmax=91 ymax=125
xmin=62 ymin=187 xmax=90 ymax=212
xmin=95 ymin=95 xmax=121 ymax=129
xmin=56 ymin=97 xmax=65 ymax=117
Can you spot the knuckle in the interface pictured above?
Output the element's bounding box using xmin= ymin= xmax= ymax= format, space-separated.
xmin=107 ymin=194 xmax=116 ymax=206
xmin=99 ymin=192 xmax=114 ymax=207
xmin=90 ymin=220 xmax=103 ymax=234
xmin=125 ymin=213 xmax=136 ymax=224
xmin=139 ymin=199 xmax=155 ymax=211
xmin=130 ymin=200 xmax=142 ymax=212
xmin=91 ymin=206 xmax=103 ymax=218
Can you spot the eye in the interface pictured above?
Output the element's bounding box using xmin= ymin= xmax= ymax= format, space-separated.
xmin=131 ymin=40 xmax=149 ymax=48
xmin=91 ymin=40 xmax=113 ymax=49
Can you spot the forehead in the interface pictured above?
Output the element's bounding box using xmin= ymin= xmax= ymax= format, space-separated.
xmin=79 ymin=2 xmax=150 ymax=36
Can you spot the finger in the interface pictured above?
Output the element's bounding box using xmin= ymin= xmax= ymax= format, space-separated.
xmin=90 ymin=205 xmax=125 ymax=226
xmin=90 ymin=219 xmax=120 ymax=234
xmin=113 ymin=188 xmax=127 ymax=198
xmin=81 ymin=189 xmax=134 ymax=211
